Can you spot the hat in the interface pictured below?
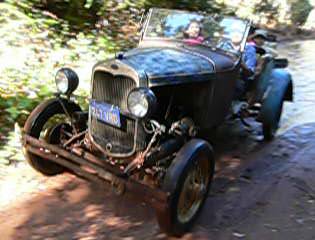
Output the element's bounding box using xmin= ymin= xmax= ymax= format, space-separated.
xmin=251 ymin=29 xmax=268 ymax=40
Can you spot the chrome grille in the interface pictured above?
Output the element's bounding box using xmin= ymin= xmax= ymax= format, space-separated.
xmin=90 ymin=71 xmax=146 ymax=155
xmin=92 ymin=72 xmax=134 ymax=112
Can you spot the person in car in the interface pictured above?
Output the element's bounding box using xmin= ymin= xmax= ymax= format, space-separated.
xmin=234 ymin=30 xmax=268 ymax=100
xmin=242 ymin=29 xmax=268 ymax=77
xmin=183 ymin=20 xmax=204 ymax=45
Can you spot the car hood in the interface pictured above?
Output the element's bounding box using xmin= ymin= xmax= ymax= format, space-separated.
xmin=93 ymin=47 xmax=237 ymax=87
xmin=120 ymin=47 xmax=221 ymax=86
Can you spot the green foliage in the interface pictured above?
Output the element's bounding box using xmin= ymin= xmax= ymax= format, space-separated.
xmin=0 ymin=68 xmax=53 ymax=126
xmin=5 ymin=0 xmax=227 ymax=50
xmin=0 ymin=2 xmax=112 ymax=162
xmin=288 ymin=0 xmax=313 ymax=26
xmin=253 ymin=0 xmax=280 ymax=22
xmin=142 ymin=0 xmax=223 ymax=12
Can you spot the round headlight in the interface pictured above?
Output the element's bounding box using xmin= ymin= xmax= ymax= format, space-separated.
xmin=55 ymin=68 xmax=79 ymax=95
xmin=127 ymin=88 xmax=157 ymax=118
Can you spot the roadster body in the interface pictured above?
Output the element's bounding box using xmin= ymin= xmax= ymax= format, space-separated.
xmin=22 ymin=8 xmax=293 ymax=236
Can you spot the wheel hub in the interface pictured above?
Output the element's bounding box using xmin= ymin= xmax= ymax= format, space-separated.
xmin=177 ymin=157 xmax=210 ymax=224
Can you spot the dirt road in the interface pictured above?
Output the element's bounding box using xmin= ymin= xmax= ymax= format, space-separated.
xmin=0 ymin=120 xmax=315 ymax=240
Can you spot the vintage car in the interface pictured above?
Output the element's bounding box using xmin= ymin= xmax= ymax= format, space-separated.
xmin=22 ymin=8 xmax=293 ymax=236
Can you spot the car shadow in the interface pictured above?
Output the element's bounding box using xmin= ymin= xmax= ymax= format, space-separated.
xmin=7 ymin=176 xmax=160 ymax=239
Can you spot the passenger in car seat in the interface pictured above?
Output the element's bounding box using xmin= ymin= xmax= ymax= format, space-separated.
xmin=183 ymin=20 xmax=204 ymax=45
xmin=242 ymin=29 xmax=268 ymax=78
xmin=234 ymin=30 xmax=268 ymax=99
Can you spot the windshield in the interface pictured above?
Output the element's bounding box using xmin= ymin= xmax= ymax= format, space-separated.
xmin=143 ymin=8 xmax=250 ymax=54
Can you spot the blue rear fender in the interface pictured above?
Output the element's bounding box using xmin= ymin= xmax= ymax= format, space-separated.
xmin=269 ymin=68 xmax=293 ymax=102
xmin=259 ymin=68 xmax=293 ymax=137
xmin=261 ymin=68 xmax=293 ymax=119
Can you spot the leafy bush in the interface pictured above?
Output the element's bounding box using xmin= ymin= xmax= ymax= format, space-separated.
xmin=0 ymin=2 xmax=111 ymax=132
xmin=288 ymin=0 xmax=313 ymax=26
xmin=253 ymin=0 xmax=280 ymax=23
xmin=6 ymin=0 xmax=227 ymax=50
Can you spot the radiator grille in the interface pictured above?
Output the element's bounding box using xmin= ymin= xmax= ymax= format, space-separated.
xmin=90 ymin=71 xmax=145 ymax=155
xmin=92 ymin=72 xmax=134 ymax=112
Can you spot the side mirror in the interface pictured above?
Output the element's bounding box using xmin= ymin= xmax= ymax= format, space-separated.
xmin=274 ymin=58 xmax=288 ymax=68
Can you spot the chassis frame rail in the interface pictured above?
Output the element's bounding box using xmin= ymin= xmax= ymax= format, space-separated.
xmin=23 ymin=134 xmax=168 ymax=211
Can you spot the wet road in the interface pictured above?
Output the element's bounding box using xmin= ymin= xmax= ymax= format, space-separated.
xmin=1 ymin=40 xmax=315 ymax=240
xmin=278 ymin=40 xmax=315 ymax=133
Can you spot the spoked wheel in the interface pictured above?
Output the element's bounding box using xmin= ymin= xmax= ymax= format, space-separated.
xmin=156 ymin=139 xmax=215 ymax=236
xmin=23 ymin=98 xmax=81 ymax=175
xmin=177 ymin=157 xmax=210 ymax=224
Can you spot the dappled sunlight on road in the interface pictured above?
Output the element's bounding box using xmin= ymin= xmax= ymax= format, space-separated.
xmin=0 ymin=172 xmax=161 ymax=240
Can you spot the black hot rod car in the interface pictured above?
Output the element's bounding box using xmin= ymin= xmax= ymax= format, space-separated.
xmin=22 ymin=8 xmax=293 ymax=236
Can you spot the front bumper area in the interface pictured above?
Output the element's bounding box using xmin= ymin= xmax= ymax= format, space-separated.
xmin=22 ymin=134 xmax=168 ymax=211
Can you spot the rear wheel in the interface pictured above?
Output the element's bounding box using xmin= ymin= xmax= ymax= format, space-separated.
xmin=260 ymin=69 xmax=292 ymax=141
xmin=262 ymin=99 xmax=283 ymax=140
xmin=23 ymin=98 xmax=81 ymax=175
xmin=261 ymin=88 xmax=285 ymax=141
xmin=156 ymin=139 xmax=215 ymax=236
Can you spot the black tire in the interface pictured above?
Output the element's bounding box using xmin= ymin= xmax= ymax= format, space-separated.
xmin=23 ymin=98 xmax=81 ymax=175
xmin=261 ymin=88 xmax=285 ymax=141
xmin=262 ymin=98 xmax=283 ymax=141
xmin=156 ymin=139 xmax=215 ymax=236
xmin=260 ymin=69 xmax=292 ymax=141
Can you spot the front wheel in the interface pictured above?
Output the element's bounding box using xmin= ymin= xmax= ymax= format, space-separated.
xmin=156 ymin=139 xmax=215 ymax=236
xmin=23 ymin=98 xmax=81 ymax=175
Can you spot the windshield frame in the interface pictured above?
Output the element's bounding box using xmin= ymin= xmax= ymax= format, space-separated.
xmin=140 ymin=8 xmax=251 ymax=55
